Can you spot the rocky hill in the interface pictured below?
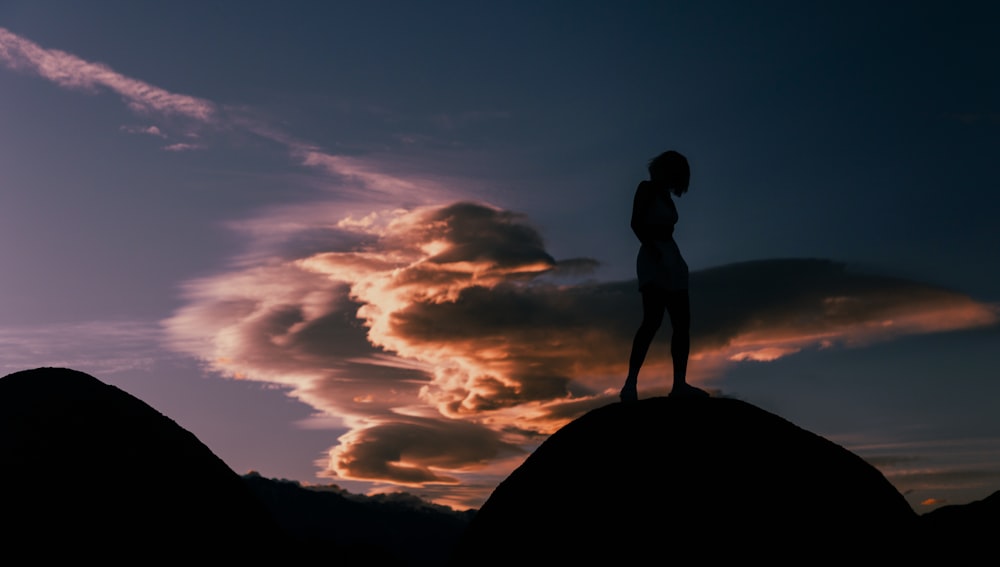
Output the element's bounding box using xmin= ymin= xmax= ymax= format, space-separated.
xmin=0 ymin=367 xmax=471 ymax=564
xmin=1 ymin=367 xmax=995 ymax=564
xmin=0 ymin=367 xmax=284 ymax=561
xmin=450 ymin=395 xmax=995 ymax=564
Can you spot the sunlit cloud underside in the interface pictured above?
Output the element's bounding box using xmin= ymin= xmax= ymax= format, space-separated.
xmin=161 ymin=201 xmax=998 ymax=508
xmin=5 ymin=26 xmax=997 ymax=510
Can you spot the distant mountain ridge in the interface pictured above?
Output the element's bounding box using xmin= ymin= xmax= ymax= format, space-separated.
xmin=1 ymin=367 xmax=995 ymax=565
xmin=242 ymin=472 xmax=473 ymax=564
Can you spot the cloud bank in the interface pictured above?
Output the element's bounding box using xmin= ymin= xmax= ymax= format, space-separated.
xmin=161 ymin=200 xmax=998 ymax=508
xmin=5 ymin=25 xmax=995 ymax=511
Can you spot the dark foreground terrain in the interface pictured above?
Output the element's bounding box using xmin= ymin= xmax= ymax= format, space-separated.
xmin=1 ymin=367 xmax=995 ymax=564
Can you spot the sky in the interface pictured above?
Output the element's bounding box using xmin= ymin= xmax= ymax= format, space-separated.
xmin=1 ymin=1 xmax=998 ymax=513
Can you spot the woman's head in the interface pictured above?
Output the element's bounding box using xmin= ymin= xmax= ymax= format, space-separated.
xmin=648 ymin=150 xmax=690 ymax=196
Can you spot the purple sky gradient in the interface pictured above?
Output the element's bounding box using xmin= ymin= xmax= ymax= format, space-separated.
xmin=1 ymin=2 xmax=998 ymax=512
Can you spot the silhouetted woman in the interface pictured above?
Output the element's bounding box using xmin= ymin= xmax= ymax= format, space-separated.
xmin=620 ymin=150 xmax=708 ymax=402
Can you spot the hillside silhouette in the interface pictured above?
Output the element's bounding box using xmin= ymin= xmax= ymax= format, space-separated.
xmin=1 ymin=367 xmax=995 ymax=564
xmin=0 ymin=367 xmax=287 ymax=561
xmin=450 ymin=395 xmax=996 ymax=564
xmin=0 ymin=367 xmax=470 ymax=564
xmin=242 ymin=472 xmax=473 ymax=564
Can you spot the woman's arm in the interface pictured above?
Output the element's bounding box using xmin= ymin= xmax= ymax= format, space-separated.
xmin=631 ymin=181 xmax=675 ymax=246
xmin=633 ymin=181 xmax=676 ymax=243
xmin=631 ymin=181 xmax=654 ymax=245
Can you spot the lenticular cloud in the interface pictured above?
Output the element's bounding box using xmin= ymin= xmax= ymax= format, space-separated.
xmin=162 ymin=200 xmax=998 ymax=502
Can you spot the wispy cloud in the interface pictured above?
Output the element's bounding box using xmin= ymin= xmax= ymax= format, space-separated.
xmin=163 ymin=142 xmax=201 ymax=152
xmin=8 ymin=26 xmax=995 ymax=510
xmin=161 ymin=200 xmax=998 ymax=509
xmin=0 ymin=27 xmax=478 ymax=203
xmin=0 ymin=320 xmax=165 ymax=376
xmin=120 ymin=124 xmax=166 ymax=138
xmin=0 ymin=27 xmax=216 ymax=122
xmin=851 ymin=437 xmax=1000 ymax=509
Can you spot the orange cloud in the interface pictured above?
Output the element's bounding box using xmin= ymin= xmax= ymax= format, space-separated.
xmin=162 ymin=201 xmax=998 ymax=509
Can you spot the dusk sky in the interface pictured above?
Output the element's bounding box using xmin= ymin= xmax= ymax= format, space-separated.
xmin=2 ymin=2 xmax=998 ymax=513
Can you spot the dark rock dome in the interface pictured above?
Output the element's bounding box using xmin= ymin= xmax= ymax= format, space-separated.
xmin=0 ymin=367 xmax=283 ymax=560
xmin=451 ymin=396 xmax=918 ymax=564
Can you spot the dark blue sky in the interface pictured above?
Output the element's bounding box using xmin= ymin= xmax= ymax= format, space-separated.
xmin=1 ymin=1 xmax=997 ymax=512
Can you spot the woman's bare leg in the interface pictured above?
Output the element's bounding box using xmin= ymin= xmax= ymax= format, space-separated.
xmin=664 ymin=289 xmax=690 ymax=389
xmin=665 ymin=289 xmax=708 ymax=397
xmin=621 ymin=288 xmax=666 ymax=401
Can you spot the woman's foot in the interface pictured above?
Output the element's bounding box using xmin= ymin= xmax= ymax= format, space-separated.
xmin=619 ymin=381 xmax=638 ymax=403
xmin=669 ymin=383 xmax=709 ymax=398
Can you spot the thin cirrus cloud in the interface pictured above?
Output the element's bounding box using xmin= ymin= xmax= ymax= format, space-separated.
xmin=0 ymin=27 xmax=478 ymax=206
xmin=161 ymin=199 xmax=998 ymax=508
xmin=6 ymin=26 xmax=998 ymax=508
xmin=0 ymin=27 xmax=488 ymax=211
xmin=0 ymin=321 xmax=163 ymax=377
xmin=0 ymin=27 xmax=215 ymax=122
xmin=849 ymin=437 xmax=1000 ymax=509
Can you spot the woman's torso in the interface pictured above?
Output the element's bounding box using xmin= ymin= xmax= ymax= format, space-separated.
xmin=644 ymin=190 xmax=678 ymax=240
xmin=635 ymin=186 xmax=687 ymax=291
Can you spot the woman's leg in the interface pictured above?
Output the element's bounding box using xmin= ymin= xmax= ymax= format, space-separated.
xmin=664 ymin=290 xmax=707 ymax=397
xmin=664 ymin=289 xmax=690 ymax=389
xmin=622 ymin=288 xmax=666 ymax=401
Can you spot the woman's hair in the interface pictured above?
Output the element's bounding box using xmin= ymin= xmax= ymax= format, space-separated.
xmin=648 ymin=150 xmax=690 ymax=192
